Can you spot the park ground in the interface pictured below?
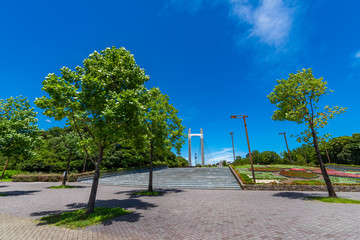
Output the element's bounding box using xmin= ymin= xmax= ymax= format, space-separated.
xmin=1 ymin=182 xmax=360 ymax=240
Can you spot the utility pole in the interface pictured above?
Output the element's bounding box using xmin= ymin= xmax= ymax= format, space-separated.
xmin=230 ymin=132 xmax=236 ymax=163
xmin=231 ymin=115 xmax=256 ymax=183
xmin=279 ymin=132 xmax=292 ymax=163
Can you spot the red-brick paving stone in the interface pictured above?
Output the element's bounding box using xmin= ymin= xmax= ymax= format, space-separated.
xmin=1 ymin=182 xmax=360 ymax=239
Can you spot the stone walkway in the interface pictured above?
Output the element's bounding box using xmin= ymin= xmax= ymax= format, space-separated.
xmin=79 ymin=167 xmax=241 ymax=190
xmin=1 ymin=182 xmax=360 ymax=239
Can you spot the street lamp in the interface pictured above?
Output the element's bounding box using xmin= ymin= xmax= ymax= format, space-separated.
xmin=279 ymin=132 xmax=292 ymax=163
xmin=230 ymin=132 xmax=236 ymax=163
xmin=231 ymin=115 xmax=256 ymax=183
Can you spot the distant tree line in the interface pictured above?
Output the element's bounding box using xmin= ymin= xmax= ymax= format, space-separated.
xmin=0 ymin=126 xmax=188 ymax=173
xmin=232 ymin=133 xmax=360 ymax=166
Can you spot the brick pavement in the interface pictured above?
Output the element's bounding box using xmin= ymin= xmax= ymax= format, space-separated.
xmin=1 ymin=182 xmax=360 ymax=239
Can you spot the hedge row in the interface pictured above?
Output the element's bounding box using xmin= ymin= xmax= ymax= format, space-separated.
xmin=12 ymin=172 xmax=94 ymax=182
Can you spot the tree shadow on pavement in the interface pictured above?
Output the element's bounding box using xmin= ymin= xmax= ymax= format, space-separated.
xmin=273 ymin=192 xmax=326 ymax=200
xmin=32 ymin=198 xmax=157 ymax=225
xmin=0 ymin=190 xmax=40 ymax=196
xmin=115 ymin=188 xmax=183 ymax=198
xmin=0 ymin=185 xmax=8 ymax=188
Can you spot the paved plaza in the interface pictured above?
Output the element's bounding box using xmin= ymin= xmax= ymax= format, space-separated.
xmin=1 ymin=181 xmax=360 ymax=240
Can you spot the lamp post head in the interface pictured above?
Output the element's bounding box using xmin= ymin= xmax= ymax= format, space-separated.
xmin=231 ymin=115 xmax=237 ymax=119
xmin=279 ymin=132 xmax=285 ymax=135
xmin=230 ymin=132 xmax=233 ymax=135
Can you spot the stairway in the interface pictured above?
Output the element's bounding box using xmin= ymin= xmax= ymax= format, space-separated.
xmin=79 ymin=167 xmax=241 ymax=190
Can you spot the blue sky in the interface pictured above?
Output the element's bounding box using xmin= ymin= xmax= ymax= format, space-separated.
xmin=1 ymin=0 xmax=360 ymax=164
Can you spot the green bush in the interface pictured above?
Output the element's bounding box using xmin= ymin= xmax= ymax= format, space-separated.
xmin=11 ymin=172 xmax=94 ymax=182
xmin=0 ymin=170 xmax=28 ymax=179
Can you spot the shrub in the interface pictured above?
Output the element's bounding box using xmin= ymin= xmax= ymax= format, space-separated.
xmin=0 ymin=170 xmax=28 ymax=179
xmin=12 ymin=172 xmax=94 ymax=182
xmin=279 ymin=170 xmax=318 ymax=179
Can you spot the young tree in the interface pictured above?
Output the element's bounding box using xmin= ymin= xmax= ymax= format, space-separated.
xmin=141 ymin=88 xmax=185 ymax=192
xmin=0 ymin=96 xmax=41 ymax=179
xmin=35 ymin=47 xmax=149 ymax=214
xmin=268 ymin=69 xmax=346 ymax=197
xmin=51 ymin=131 xmax=82 ymax=186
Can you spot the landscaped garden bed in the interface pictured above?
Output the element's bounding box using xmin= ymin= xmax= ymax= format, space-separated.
xmin=230 ymin=164 xmax=360 ymax=191
xmin=279 ymin=170 xmax=318 ymax=179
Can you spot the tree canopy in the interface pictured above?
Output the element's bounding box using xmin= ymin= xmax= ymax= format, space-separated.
xmin=0 ymin=96 xmax=41 ymax=179
xmin=268 ymin=68 xmax=346 ymax=197
xmin=35 ymin=46 xmax=150 ymax=214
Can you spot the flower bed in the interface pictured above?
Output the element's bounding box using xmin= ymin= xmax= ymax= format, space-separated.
xmin=279 ymin=170 xmax=318 ymax=179
xmin=237 ymin=170 xmax=286 ymax=180
xmin=290 ymin=168 xmax=306 ymax=171
xmin=313 ymin=169 xmax=360 ymax=178
xmin=249 ymin=167 xmax=282 ymax=172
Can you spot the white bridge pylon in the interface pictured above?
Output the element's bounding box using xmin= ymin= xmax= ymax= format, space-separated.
xmin=188 ymin=128 xmax=204 ymax=166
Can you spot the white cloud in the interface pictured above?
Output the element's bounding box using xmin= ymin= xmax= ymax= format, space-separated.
xmin=355 ymin=50 xmax=360 ymax=58
xmin=230 ymin=0 xmax=294 ymax=47
xmin=45 ymin=119 xmax=51 ymax=123
xmin=206 ymin=148 xmax=247 ymax=164
xmin=168 ymin=0 xmax=295 ymax=48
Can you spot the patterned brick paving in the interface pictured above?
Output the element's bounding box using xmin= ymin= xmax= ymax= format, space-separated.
xmin=1 ymin=182 xmax=360 ymax=239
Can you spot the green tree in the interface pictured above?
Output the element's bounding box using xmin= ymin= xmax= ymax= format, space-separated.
xmin=141 ymin=88 xmax=185 ymax=192
xmin=260 ymin=151 xmax=282 ymax=165
xmin=327 ymin=136 xmax=352 ymax=164
xmin=267 ymin=68 xmax=346 ymax=197
xmin=338 ymin=133 xmax=360 ymax=165
xmin=0 ymin=96 xmax=41 ymax=179
xmin=51 ymin=131 xmax=82 ymax=186
xmin=35 ymin=46 xmax=149 ymax=214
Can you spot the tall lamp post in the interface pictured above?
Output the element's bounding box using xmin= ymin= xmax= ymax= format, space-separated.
xmin=279 ymin=132 xmax=292 ymax=163
xmin=231 ymin=115 xmax=256 ymax=183
xmin=230 ymin=132 xmax=236 ymax=163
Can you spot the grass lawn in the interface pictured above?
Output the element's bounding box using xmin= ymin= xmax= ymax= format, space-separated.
xmin=234 ymin=165 xmax=267 ymax=169
xmin=132 ymin=191 xmax=164 ymax=196
xmin=49 ymin=185 xmax=77 ymax=189
xmin=330 ymin=176 xmax=360 ymax=184
xmin=39 ymin=207 xmax=131 ymax=229
xmin=236 ymin=170 xmax=286 ymax=180
xmin=0 ymin=179 xmax=12 ymax=182
xmin=308 ymin=197 xmax=360 ymax=204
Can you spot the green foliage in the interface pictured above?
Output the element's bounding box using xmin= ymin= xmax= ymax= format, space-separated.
xmin=39 ymin=207 xmax=131 ymax=228
xmin=307 ymin=197 xmax=360 ymax=204
xmin=0 ymin=170 xmax=27 ymax=179
xmin=268 ymin=69 xmax=346 ymax=131
xmin=337 ymin=133 xmax=360 ymax=165
xmin=232 ymin=156 xmax=249 ymax=165
xmin=12 ymin=173 xmax=84 ymax=182
xmin=0 ymin=96 xmax=41 ymax=164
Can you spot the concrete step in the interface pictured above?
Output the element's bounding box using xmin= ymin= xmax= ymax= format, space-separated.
xmin=79 ymin=167 xmax=241 ymax=190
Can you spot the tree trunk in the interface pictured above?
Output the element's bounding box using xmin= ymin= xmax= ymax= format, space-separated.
xmin=62 ymin=156 xmax=72 ymax=186
xmin=148 ymin=143 xmax=153 ymax=192
xmin=0 ymin=158 xmax=9 ymax=180
xmin=82 ymin=153 xmax=87 ymax=173
xmin=324 ymin=145 xmax=331 ymax=163
xmin=310 ymin=124 xmax=337 ymax=198
xmin=86 ymin=147 xmax=103 ymax=215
